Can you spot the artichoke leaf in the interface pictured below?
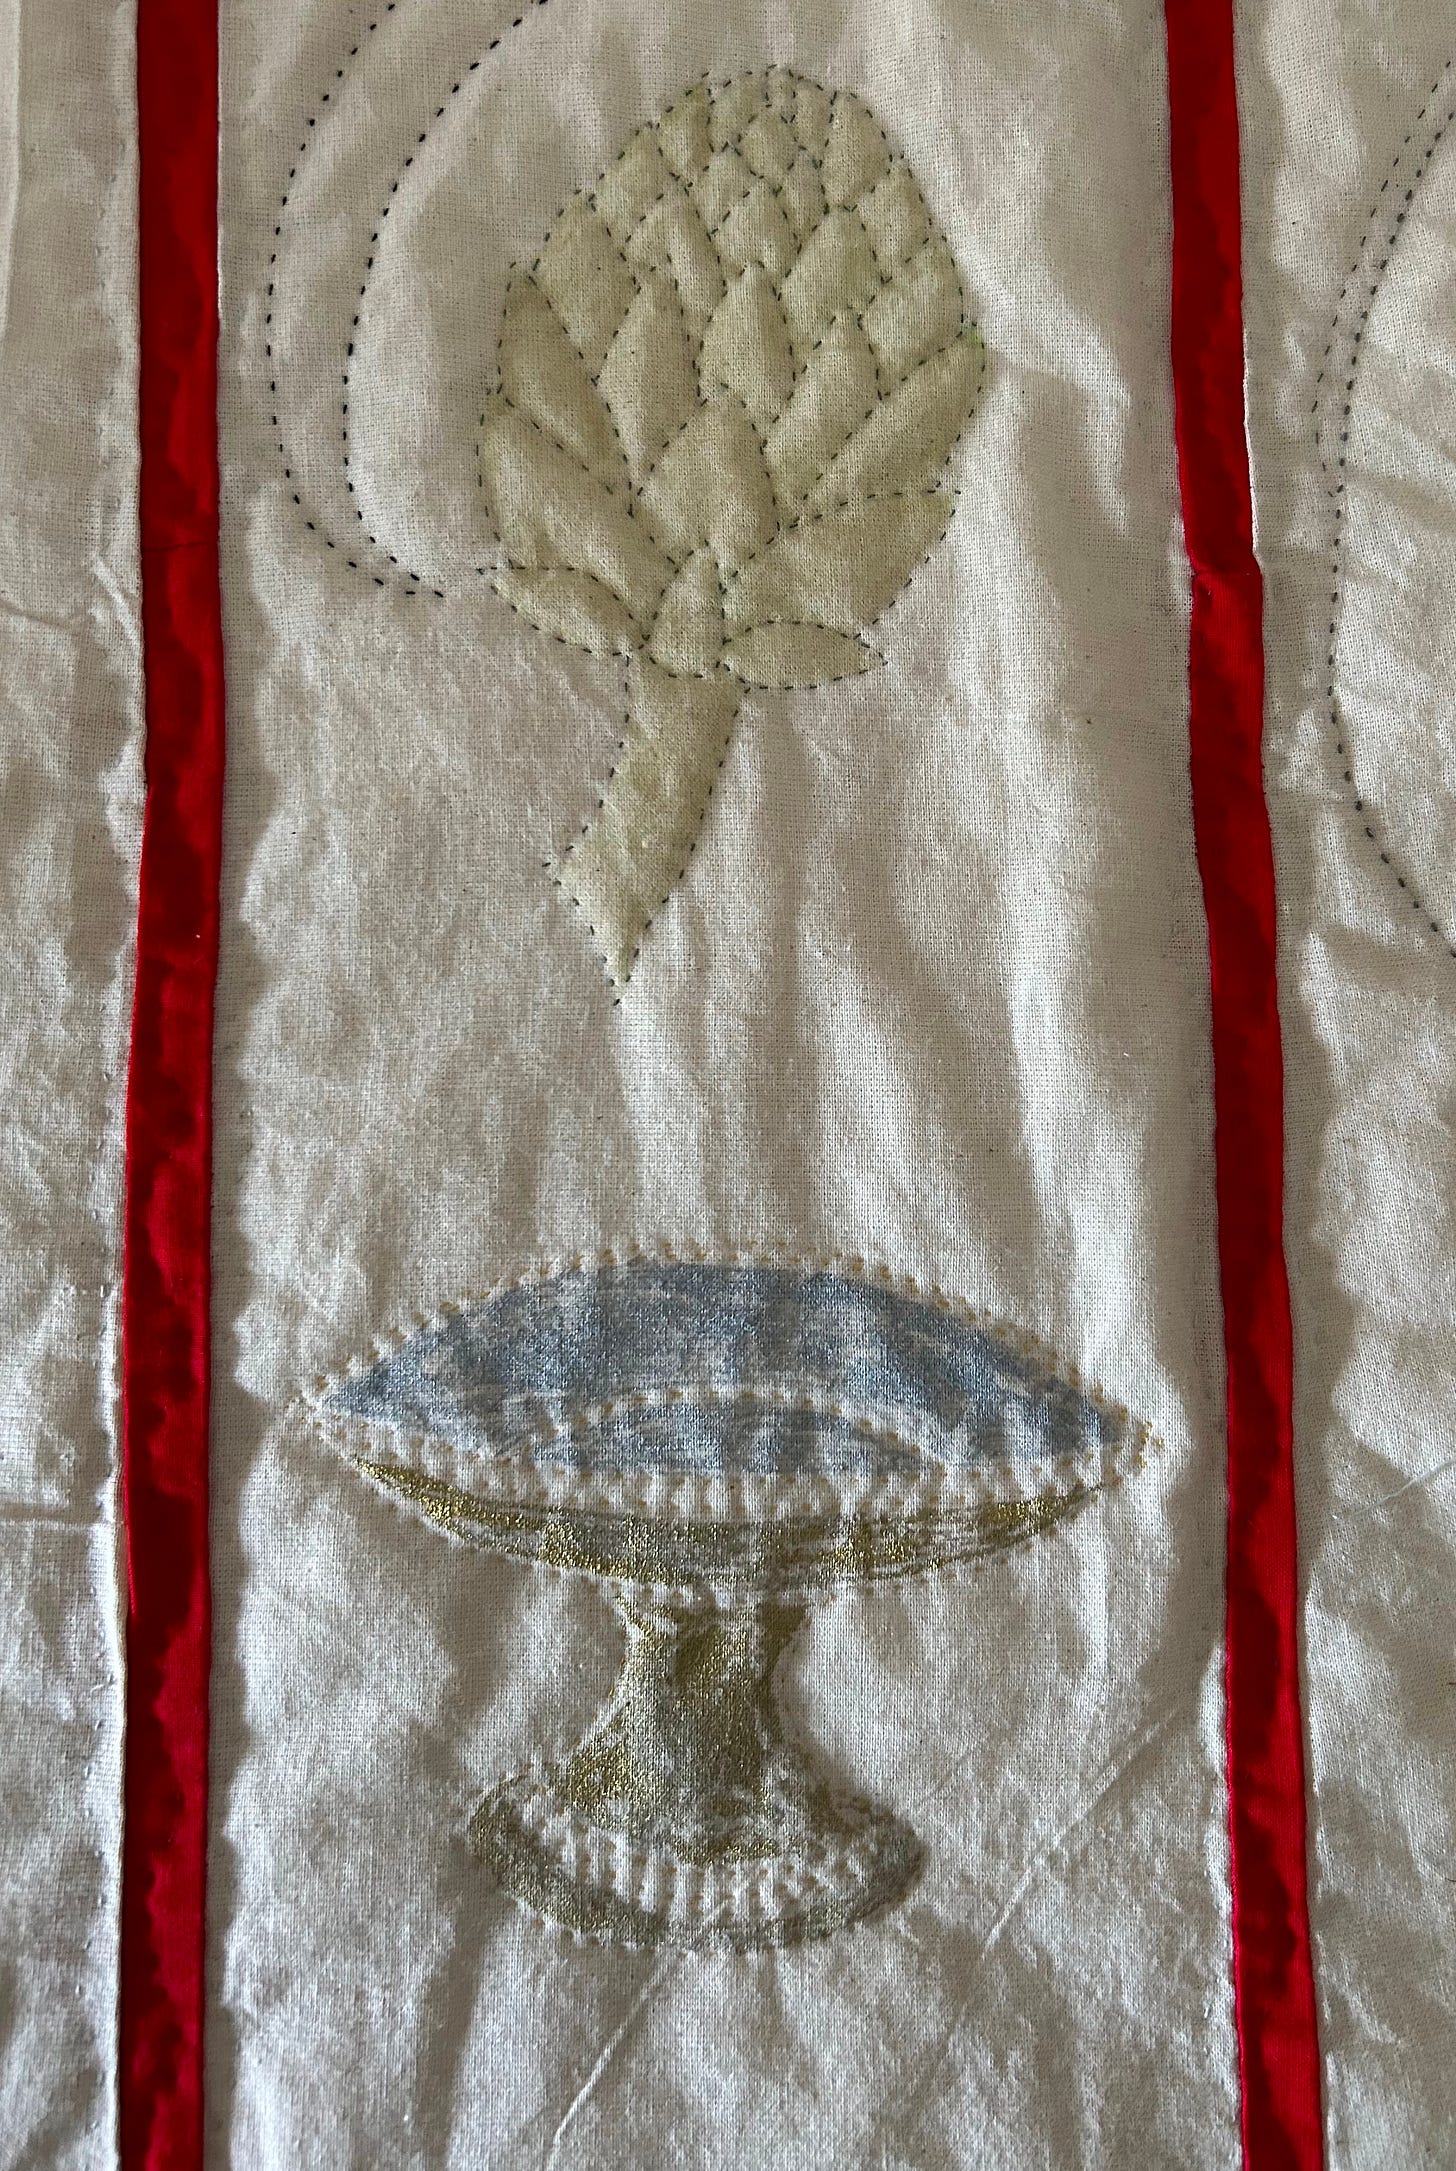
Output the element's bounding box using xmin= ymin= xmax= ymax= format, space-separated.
xmin=648 ymin=547 xmax=726 ymax=677
xmin=791 ymin=78 xmax=833 ymax=159
xmin=722 ymin=622 xmax=879 ymax=689
xmin=724 ymin=491 xmax=954 ymax=635
xmin=820 ymin=91 xmax=892 ymax=210
xmin=597 ymin=270 xmax=698 ymax=486
xmin=592 ymin=126 xmax=675 ymax=246
xmin=777 ymin=152 xmax=828 ymax=246
xmin=639 ymin=398 xmax=778 ymax=572
xmin=493 ymin=567 xmax=644 ymax=655
xmin=498 ymin=275 xmax=628 ymax=496
xmin=808 ymin=332 xmax=983 ymax=510
xmin=763 ymin=313 xmax=880 ymax=509
xmin=479 ymin=393 xmax=673 ymax=624
xmin=624 ymin=185 xmax=724 ymax=340
xmin=863 ymin=234 xmax=966 ymax=381
xmin=713 ymin=178 xmax=798 ymax=284
xmin=655 ymin=82 xmax=713 ymax=182
xmin=707 ymin=75 xmax=770 ymax=156
xmin=690 ymin=146 xmax=754 ymax=234
xmin=737 ymin=108 xmax=800 ymax=189
xmin=858 ymin=163 xmax=934 ymax=274
xmin=780 ymin=209 xmax=885 ymax=361
xmin=533 ymin=199 xmax=639 ymax=372
xmin=698 ymin=266 xmax=797 ymax=436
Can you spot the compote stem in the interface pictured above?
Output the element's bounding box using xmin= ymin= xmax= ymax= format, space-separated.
xmin=553 ymin=1594 xmax=816 ymax=1864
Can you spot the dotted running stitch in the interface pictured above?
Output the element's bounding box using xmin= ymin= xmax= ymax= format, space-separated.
xmin=266 ymin=54 xmax=983 ymax=995
xmin=332 ymin=1437 xmax=1142 ymax=1616
xmin=264 ymin=2 xmax=554 ymax=599
xmin=307 ymin=1238 xmax=1159 ymax=1594
xmin=476 ymin=70 xmax=984 ymax=988
xmin=329 ymin=1430 xmax=1143 ymax=1584
xmin=313 ymin=1238 xmax=1135 ymax=1409
xmin=1312 ymin=59 xmax=1456 ymax=955
xmin=486 ymin=1859 xmax=909 ymax=1953
xmin=494 ymin=1767 xmax=901 ymax=1911
xmin=547 ymin=657 xmax=738 ymax=1002
xmin=325 ymin=1397 xmax=1142 ymax=1518
xmin=478 ymin=67 xmax=983 ymax=626
xmin=481 ymin=1627 xmax=921 ymax=1943
xmin=273 ymin=53 xmax=982 ymax=622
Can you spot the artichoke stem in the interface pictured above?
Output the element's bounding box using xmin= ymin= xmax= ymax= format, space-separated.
xmin=556 ymin=653 xmax=742 ymax=989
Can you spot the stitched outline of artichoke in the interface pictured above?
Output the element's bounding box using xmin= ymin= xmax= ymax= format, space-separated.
xmin=478 ymin=68 xmax=986 ymax=989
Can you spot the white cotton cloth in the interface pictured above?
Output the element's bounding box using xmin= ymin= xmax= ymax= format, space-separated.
xmin=0 ymin=0 xmax=139 ymax=2162
xmin=30 ymin=1 xmax=1456 ymax=2165
xmin=212 ymin=3 xmax=1237 ymax=2165
xmin=1243 ymin=5 xmax=1456 ymax=2162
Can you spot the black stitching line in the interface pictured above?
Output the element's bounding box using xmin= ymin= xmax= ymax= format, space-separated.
xmin=559 ymin=556 xmax=736 ymax=985
xmin=1312 ymin=61 xmax=1456 ymax=955
xmin=637 ymin=548 xmax=731 ymax=691
xmin=273 ymin=54 xmax=975 ymax=626
xmin=269 ymin=60 xmax=983 ymax=997
xmin=476 ymin=70 xmax=984 ymax=989
xmin=265 ymin=2 xmax=552 ymax=599
xmin=718 ymin=486 xmax=969 ymax=661
xmin=266 ymin=7 xmax=401 ymax=583
xmin=636 ymin=382 xmax=783 ymax=555
xmin=477 ymin=70 xmax=982 ymax=664
xmin=489 ymin=564 xmax=646 ymax=656
xmin=548 ymin=661 xmax=646 ymax=1001
xmin=341 ymin=8 xmax=558 ymax=597
xmin=468 ymin=72 xmax=825 ymax=590
xmin=548 ymin=656 xmax=739 ymax=1002
xmin=489 ymin=388 xmax=637 ymax=508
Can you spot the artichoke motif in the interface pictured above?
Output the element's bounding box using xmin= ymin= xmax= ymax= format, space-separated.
xmin=478 ymin=68 xmax=985 ymax=987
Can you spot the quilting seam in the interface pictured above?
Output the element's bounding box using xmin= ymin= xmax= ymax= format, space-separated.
xmin=264 ymin=2 xmax=554 ymax=596
xmin=1311 ymin=60 xmax=1456 ymax=952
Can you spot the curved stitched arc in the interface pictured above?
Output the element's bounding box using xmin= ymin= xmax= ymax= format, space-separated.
xmin=500 ymin=271 xmax=641 ymax=499
xmin=309 ymin=1242 xmax=1145 ymax=1445
xmin=264 ymin=1 xmax=556 ymax=601
xmin=718 ymin=484 xmax=960 ymax=616
xmin=355 ymin=1458 xmax=1100 ymax=1592
xmin=1312 ymin=59 xmax=1456 ymax=954
xmin=800 ymin=330 xmax=988 ymax=508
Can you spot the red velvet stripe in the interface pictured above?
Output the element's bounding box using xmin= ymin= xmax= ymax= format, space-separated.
xmin=121 ymin=0 xmax=222 ymax=2161
xmin=1162 ymin=5 xmax=1323 ymax=2164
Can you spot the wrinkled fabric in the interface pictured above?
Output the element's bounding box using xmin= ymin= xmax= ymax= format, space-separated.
xmin=1242 ymin=8 xmax=1456 ymax=2162
xmin=0 ymin=0 xmax=139 ymax=2162
xmin=20 ymin=0 xmax=1456 ymax=2165
xmin=323 ymin=1260 xmax=1138 ymax=1481
xmin=210 ymin=3 xmax=1237 ymax=2165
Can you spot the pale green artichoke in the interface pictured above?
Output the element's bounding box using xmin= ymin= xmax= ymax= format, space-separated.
xmin=479 ymin=67 xmax=984 ymax=988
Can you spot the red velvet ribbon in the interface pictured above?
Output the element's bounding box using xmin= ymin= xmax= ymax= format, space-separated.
xmin=1163 ymin=4 xmax=1324 ymax=2163
xmin=121 ymin=0 xmax=222 ymax=2160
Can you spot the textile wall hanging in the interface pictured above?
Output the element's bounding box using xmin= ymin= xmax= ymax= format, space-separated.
xmin=2 ymin=0 xmax=1451 ymax=2164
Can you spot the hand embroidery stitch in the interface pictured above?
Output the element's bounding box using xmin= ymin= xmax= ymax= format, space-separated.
xmin=478 ymin=69 xmax=986 ymax=988
xmin=318 ymin=1256 xmax=1152 ymax=1951
xmin=1313 ymin=60 xmax=1456 ymax=954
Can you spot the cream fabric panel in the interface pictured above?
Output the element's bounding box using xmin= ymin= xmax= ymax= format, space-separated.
xmin=0 ymin=0 xmax=139 ymax=2159
xmin=1242 ymin=4 xmax=1456 ymax=2161
xmin=213 ymin=2 xmax=1238 ymax=2162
